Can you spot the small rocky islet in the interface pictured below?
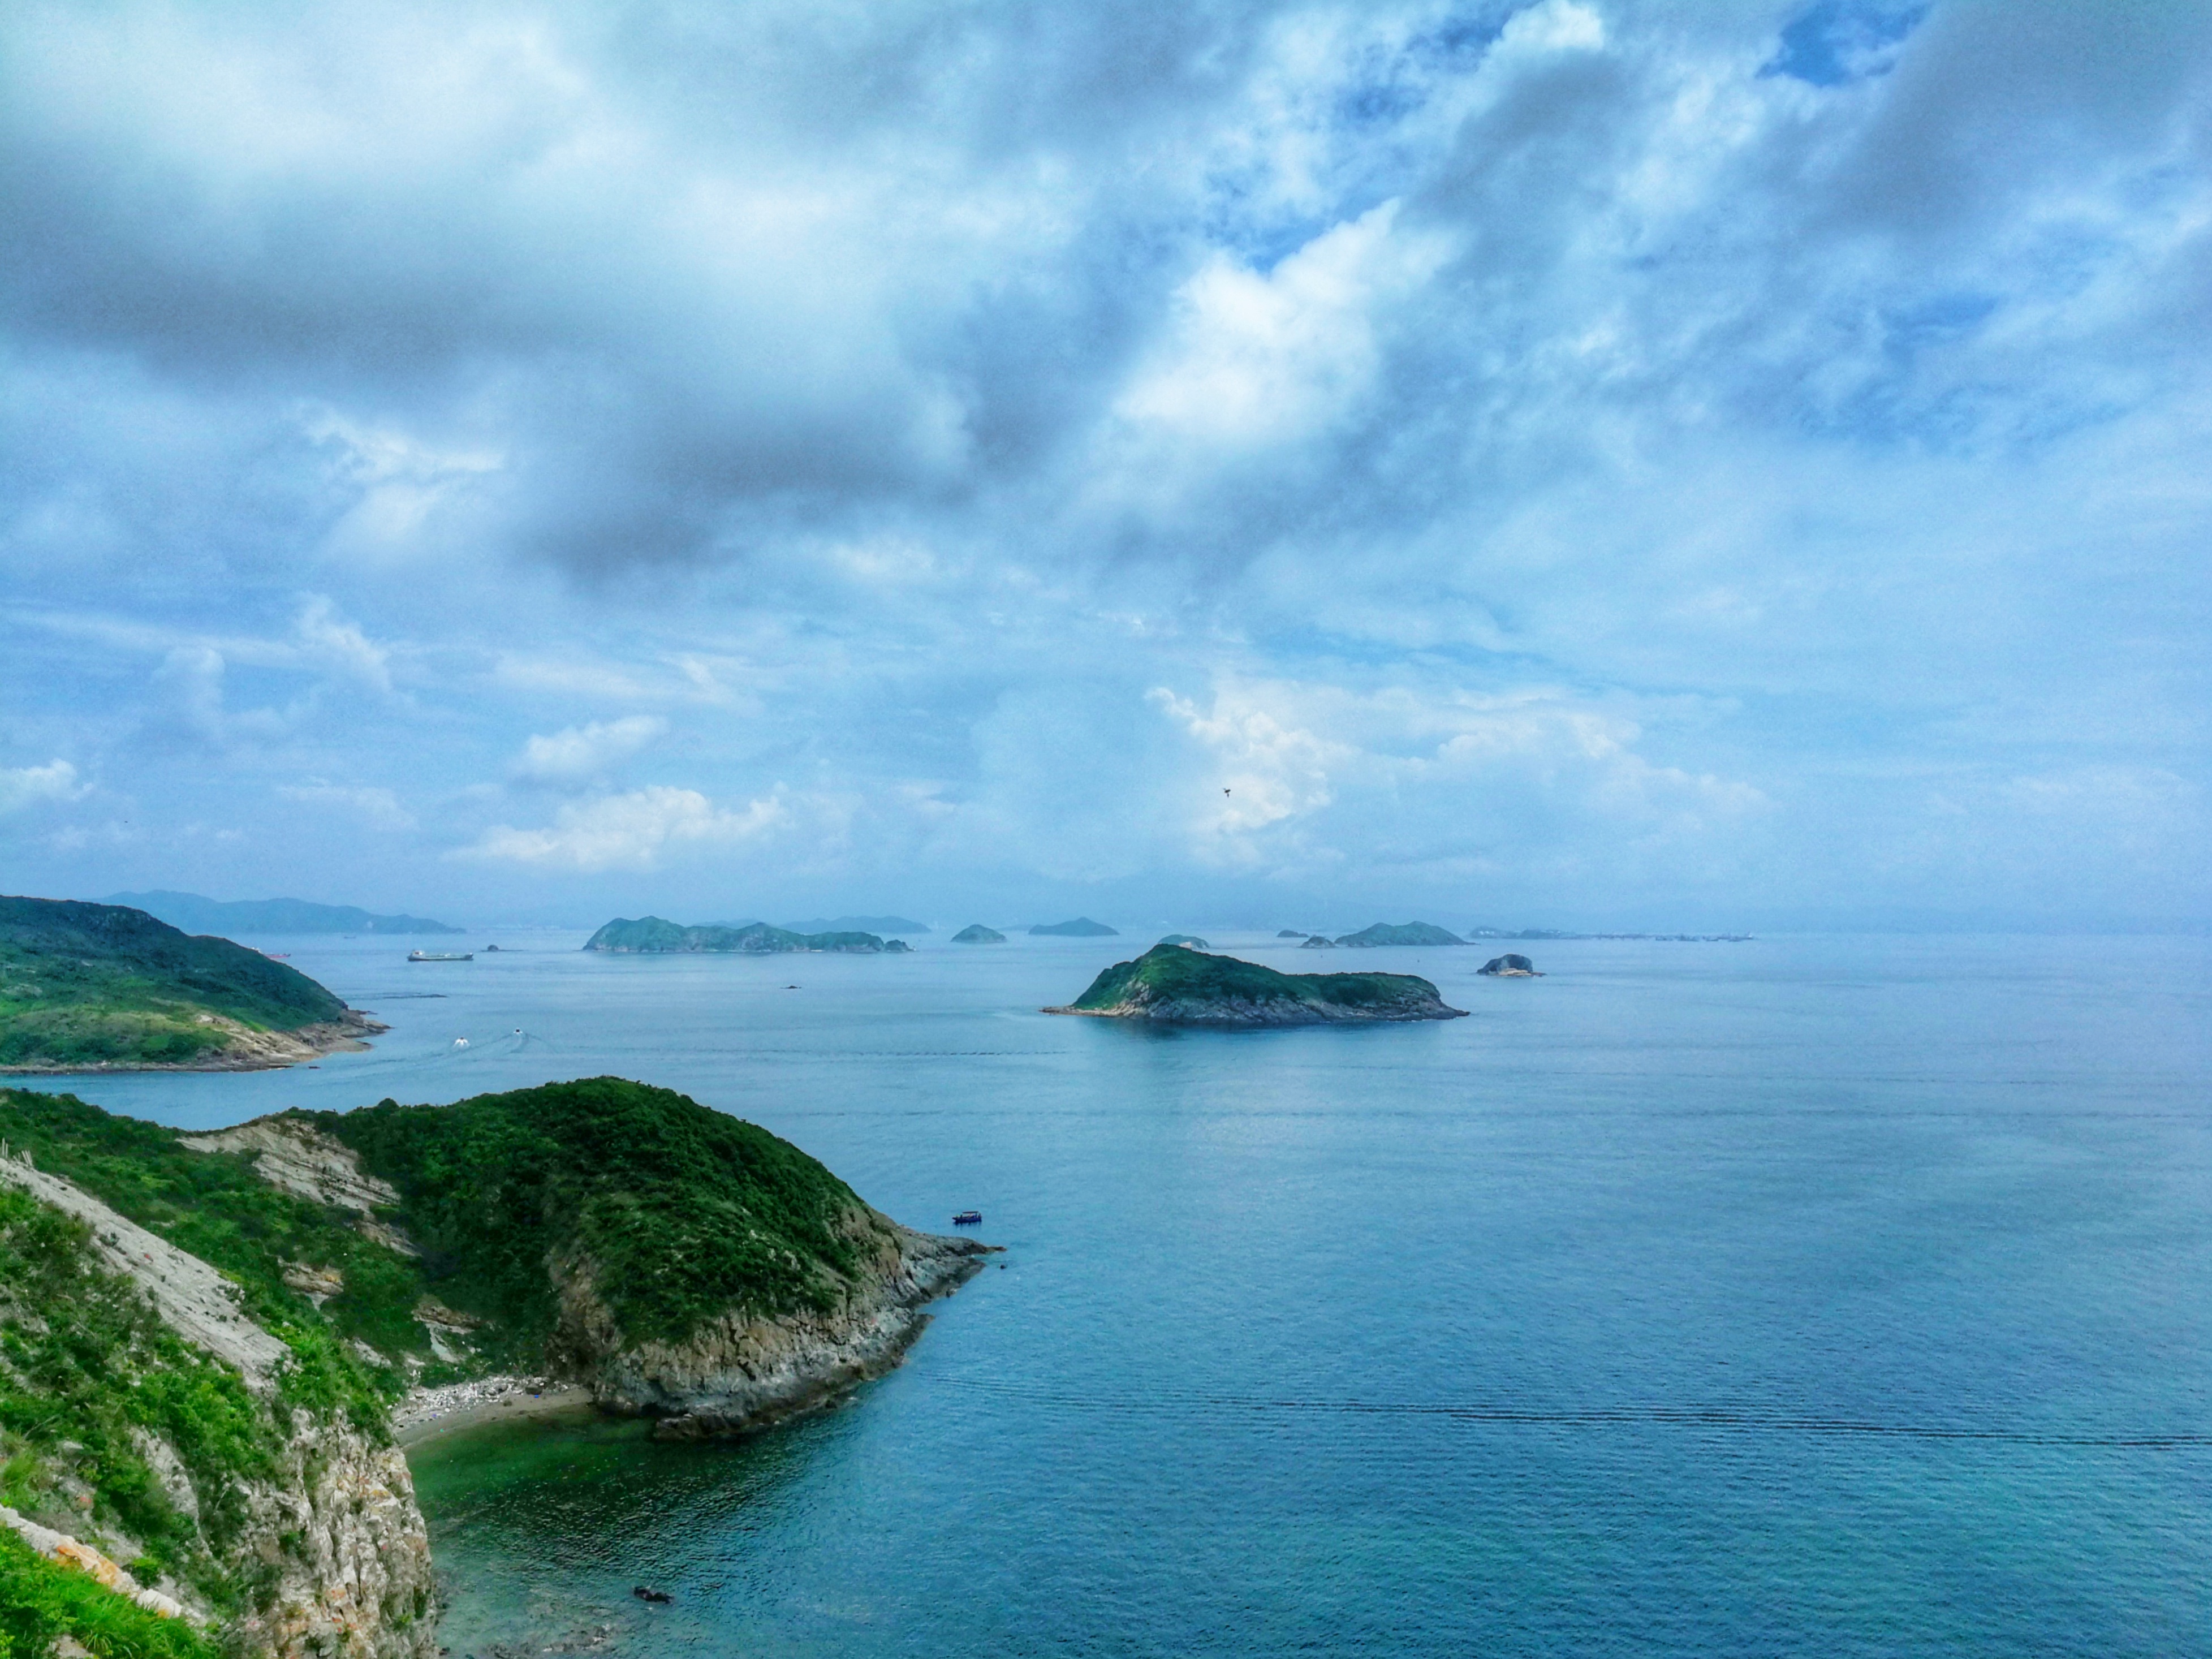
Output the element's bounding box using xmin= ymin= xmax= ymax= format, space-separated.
xmin=1047 ymin=943 xmax=1467 ymax=1025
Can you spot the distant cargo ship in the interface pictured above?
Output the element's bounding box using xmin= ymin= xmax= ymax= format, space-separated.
xmin=407 ymin=949 xmax=474 ymax=963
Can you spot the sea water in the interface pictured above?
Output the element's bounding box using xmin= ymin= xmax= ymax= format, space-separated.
xmin=17 ymin=932 xmax=2211 ymax=1656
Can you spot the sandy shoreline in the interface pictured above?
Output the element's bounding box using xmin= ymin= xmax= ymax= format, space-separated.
xmin=394 ymin=1376 xmax=600 ymax=1449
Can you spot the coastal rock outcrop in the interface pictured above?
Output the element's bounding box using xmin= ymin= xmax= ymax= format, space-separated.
xmin=553 ymin=1219 xmax=992 ymax=1437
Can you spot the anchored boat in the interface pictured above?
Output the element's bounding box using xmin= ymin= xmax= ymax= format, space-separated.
xmin=407 ymin=949 xmax=474 ymax=963
xmin=952 ymin=1210 xmax=982 ymax=1226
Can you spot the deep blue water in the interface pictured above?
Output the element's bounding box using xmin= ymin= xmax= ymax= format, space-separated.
xmin=19 ymin=932 xmax=2212 ymax=1656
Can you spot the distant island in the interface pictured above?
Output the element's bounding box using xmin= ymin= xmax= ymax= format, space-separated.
xmin=1478 ymin=954 xmax=1543 ymax=976
xmin=1 ymin=895 xmax=384 ymax=1071
xmin=1030 ymin=917 xmax=1118 ymax=937
xmin=1047 ymin=943 xmax=1466 ymax=1026
xmin=1158 ymin=933 xmax=1210 ymax=949
xmin=1277 ymin=929 xmax=1309 ymax=938
xmin=1332 ymin=921 xmax=1467 ymax=947
xmin=0 ymin=1077 xmax=990 ymax=1656
xmin=779 ymin=915 xmax=929 ymax=935
xmin=584 ymin=917 xmax=912 ymax=954
xmin=105 ymin=889 xmax=462 ymax=935
xmin=951 ymin=924 xmax=1006 ymax=943
xmin=1465 ymin=927 xmax=1753 ymax=942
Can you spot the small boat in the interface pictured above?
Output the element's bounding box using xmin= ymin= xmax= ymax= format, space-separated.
xmin=408 ymin=950 xmax=474 ymax=963
xmin=952 ymin=1210 xmax=982 ymax=1226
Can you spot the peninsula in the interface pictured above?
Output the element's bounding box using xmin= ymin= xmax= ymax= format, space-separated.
xmin=1047 ymin=943 xmax=1467 ymax=1025
xmin=0 ymin=896 xmax=384 ymax=1072
xmin=0 ymin=1078 xmax=991 ymax=1656
xmin=585 ymin=917 xmax=912 ymax=953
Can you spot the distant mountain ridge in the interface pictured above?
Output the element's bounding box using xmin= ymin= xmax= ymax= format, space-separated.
xmin=779 ymin=915 xmax=929 ymax=935
xmin=106 ymin=890 xmax=462 ymax=936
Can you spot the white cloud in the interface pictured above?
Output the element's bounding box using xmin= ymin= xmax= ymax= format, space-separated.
xmin=463 ymin=785 xmax=786 ymax=872
xmin=294 ymin=597 xmax=393 ymax=693
xmin=508 ymin=716 xmax=669 ymax=786
xmin=275 ymin=782 xmax=416 ymax=831
xmin=0 ymin=759 xmax=85 ymax=814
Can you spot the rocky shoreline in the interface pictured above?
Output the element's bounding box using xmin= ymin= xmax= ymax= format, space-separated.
xmin=0 ymin=1008 xmax=388 ymax=1074
xmin=564 ymin=1222 xmax=998 ymax=1438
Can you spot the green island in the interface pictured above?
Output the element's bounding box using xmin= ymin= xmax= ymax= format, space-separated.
xmin=1329 ymin=921 xmax=1468 ymax=947
xmin=0 ymin=896 xmax=383 ymax=1072
xmin=1047 ymin=943 xmax=1467 ymax=1025
xmin=584 ymin=917 xmax=912 ymax=953
xmin=0 ymin=1078 xmax=988 ymax=1656
xmin=950 ymin=924 xmax=1006 ymax=943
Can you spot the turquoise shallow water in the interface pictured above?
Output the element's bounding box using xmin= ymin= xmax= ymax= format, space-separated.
xmin=20 ymin=932 xmax=2212 ymax=1655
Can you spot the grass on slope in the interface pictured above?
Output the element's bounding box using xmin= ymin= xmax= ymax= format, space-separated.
xmin=0 ymin=1184 xmax=280 ymax=1614
xmin=0 ymin=1089 xmax=416 ymax=1428
xmin=0 ymin=1528 xmax=218 ymax=1659
xmin=311 ymin=1078 xmax=874 ymax=1351
xmin=0 ymin=897 xmax=347 ymax=1068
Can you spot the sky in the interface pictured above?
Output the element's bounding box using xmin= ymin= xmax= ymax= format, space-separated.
xmin=2 ymin=0 xmax=2207 ymax=933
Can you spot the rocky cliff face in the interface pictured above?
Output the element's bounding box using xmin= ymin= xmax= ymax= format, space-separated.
xmin=0 ymin=1155 xmax=436 ymax=1659
xmin=230 ymin=1415 xmax=434 ymax=1659
xmin=550 ymin=1214 xmax=993 ymax=1437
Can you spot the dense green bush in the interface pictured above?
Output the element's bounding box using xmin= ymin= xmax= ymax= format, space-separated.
xmin=314 ymin=1077 xmax=873 ymax=1347
xmin=0 ymin=1529 xmax=218 ymax=1659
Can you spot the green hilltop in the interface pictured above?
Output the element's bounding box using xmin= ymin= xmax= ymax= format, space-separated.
xmin=0 ymin=896 xmax=368 ymax=1070
xmin=1053 ymin=943 xmax=1466 ymax=1025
